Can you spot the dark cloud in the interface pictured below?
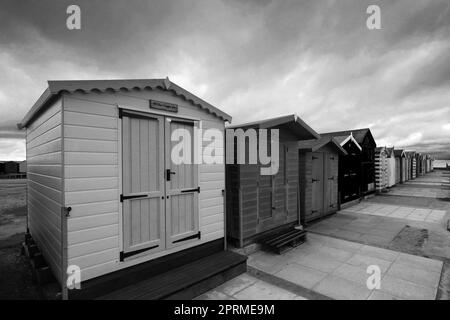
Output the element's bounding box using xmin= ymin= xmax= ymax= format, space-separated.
xmin=0 ymin=0 xmax=449 ymax=160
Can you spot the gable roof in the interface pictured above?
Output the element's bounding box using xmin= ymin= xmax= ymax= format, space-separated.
xmin=227 ymin=114 xmax=320 ymax=140
xmin=297 ymin=136 xmax=347 ymax=155
xmin=386 ymin=147 xmax=395 ymax=157
xmin=321 ymin=133 xmax=362 ymax=152
xmin=321 ymin=128 xmax=376 ymax=147
xmin=394 ymin=149 xmax=405 ymax=157
xmin=18 ymin=78 xmax=232 ymax=128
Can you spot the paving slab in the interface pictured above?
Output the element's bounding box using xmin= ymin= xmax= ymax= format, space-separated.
xmin=275 ymin=263 xmax=327 ymax=289
xmin=233 ymin=280 xmax=300 ymax=300
xmin=312 ymin=274 xmax=372 ymax=300
xmin=380 ymin=275 xmax=437 ymax=300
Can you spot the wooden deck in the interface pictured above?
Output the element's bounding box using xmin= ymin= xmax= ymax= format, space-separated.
xmin=98 ymin=251 xmax=247 ymax=300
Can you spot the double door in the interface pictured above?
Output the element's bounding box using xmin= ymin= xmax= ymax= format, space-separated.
xmin=121 ymin=110 xmax=199 ymax=259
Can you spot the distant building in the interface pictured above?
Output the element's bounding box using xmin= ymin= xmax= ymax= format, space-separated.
xmin=3 ymin=161 xmax=19 ymax=174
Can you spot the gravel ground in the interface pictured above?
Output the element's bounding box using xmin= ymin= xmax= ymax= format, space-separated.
xmin=0 ymin=180 xmax=41 ymax=299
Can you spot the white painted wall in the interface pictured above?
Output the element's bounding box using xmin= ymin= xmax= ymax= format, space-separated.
xmin=388 ymin=154 xmax=396 ymax=187
xmin=63 ymin=88 xmax=225 ymax=282
xmin=26 ymin=97 xmax=63 ymax=283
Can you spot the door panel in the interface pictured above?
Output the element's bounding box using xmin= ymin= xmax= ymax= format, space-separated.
xmin=122 ymin=114 xmax=165 ymax=255
xmin=311 ymin=152 xmax=324 ymax=219
xmin=324 ymin=153 xmax=338 ymax=214
xmin=165 ymin=118 xmax=199 ymax=248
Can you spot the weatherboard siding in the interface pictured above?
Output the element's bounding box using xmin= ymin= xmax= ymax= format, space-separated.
xmin=26 ymin=97 xmax=63 ymax=283
xmin=63 ymin=90 xmax=225 ymax=281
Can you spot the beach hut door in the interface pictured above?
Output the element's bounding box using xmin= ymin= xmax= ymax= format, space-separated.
xmin=311 ymin=152 xmax=324 ymax=219
xmin=121 ymin=113 xmax=166 ymax=258
xmin=165 ymin=118 xmax=200 ymax=249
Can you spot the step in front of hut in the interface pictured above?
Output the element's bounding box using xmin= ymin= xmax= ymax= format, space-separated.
xmin=68 ymin=240 xmax=247 ymax=300
xmin=259 ymin=228 xmax=308 ymax=254
xmin=97 ymin=251 xmax=247 ymax=300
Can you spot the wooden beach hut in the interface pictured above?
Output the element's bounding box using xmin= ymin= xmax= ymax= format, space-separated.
xmin=18 ymin=79 xmax=247 ymax=299
xmin=298 ymin=137 xmax=347 ymax=222
xmin=386 ymin=147 xmax=396 ymax=188
xmin=225 ymin=114 xmax=319 ymax=249
xmin=321 ymin=129 xmax=376 ymax=204
xmin=394 ymin=149 xmax=406 ymax=183
xmin=375 ymin=147 xmax=388 ymax=192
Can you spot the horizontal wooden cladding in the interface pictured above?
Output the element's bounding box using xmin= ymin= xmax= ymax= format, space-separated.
xmin=27 ymin=172 xmax=62 ymax=190
xmin=68 ymin=236 xmax=118 ymax=259
xmin=65 ymin=177 xmax=118 ymax=192
xmin=200 ymin=180 xmax=224 ymax=192
xmin=67 ymin=200 xmax=118 ymax=218
xmin=28 ymin=215 xmax=62 ymax=281
xmin=68 ymin=224 xmax=118 ymax=245
xmin=200 ymin=196 xmax=223 ymax=209
xmin=64 ymin=96 xmax=118 ymax=117
xmin=27 ymin=125 xmax=61 ymax=150
xmin=68 ymin=212 xmax=119 ymax=233
xmin=27 ymin=139 xmax=62 ymax=158
xmin=64 ymin=125 xmax=118 ymax=141
xmin=26 ymin=96 xmax=63 ymax=285
xmin=66 ymin=188 xmax=118 ymax=205
xmin=70 ymin=248 xmax=118 ymax=271
xmin=64 ymin=138 xmax=117 ymax=153
xmin=64 ymin=111 xmax=117 ymax=129
xmin=65 ymin=165 xmax=117 ymax=178
xmin=27 ymin=99 xmax=61 ymax=133
xmin=201 ymin=164 xmax=224 ymax=173
xmin=65 ymin=152 xmax=117 ymax=165
xmin=28 ymin=151 xmax=62 ymax=165
xmin=28 ymin=191 xmax=61 ymax=233
xmin=27 ymin=114 xmax=61 ymax=145
xmin=28 ymin=180 xmax=62 ymax=205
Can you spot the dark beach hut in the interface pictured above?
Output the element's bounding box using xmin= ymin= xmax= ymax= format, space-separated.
xmin=394 ymin=149 xmax=406 ymax=183
xmin=320 ymin=128 xmax=376 ymax=204
xmin=225 ymin=114 xmax=319 ymax=248
xmin=297 ymin=137 xmax=347 ymax=223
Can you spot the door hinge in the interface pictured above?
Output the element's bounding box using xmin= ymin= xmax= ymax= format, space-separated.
xmin=173 ymin=231 xmax=201 ymax=244
xmin=120 ymin=244 xmax=159 ymax=261
xmin=120 ymin=194 xmax=148 ymax=202
xmin=181 ymin=186 xmax=200 ymax=193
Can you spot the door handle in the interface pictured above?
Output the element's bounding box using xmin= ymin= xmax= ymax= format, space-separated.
xmin=312 ymin=178 xmax=319 ymax=182
xmin=166 ymin=169 xmax=176 ymax=181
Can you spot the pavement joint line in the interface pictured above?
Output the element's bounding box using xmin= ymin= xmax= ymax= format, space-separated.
xmin=246 ymin=265 xmax=333 ymax=300
xmin=308 ymin=229 xmax=449 ymax=263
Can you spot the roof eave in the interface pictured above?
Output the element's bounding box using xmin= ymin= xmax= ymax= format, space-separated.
xmin=18 ymin=86 xmax=54 ymax=129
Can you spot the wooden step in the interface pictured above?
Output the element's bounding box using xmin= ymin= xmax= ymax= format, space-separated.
xmin=97 ymin=251 xmax=247 ymax=300
xmin=260 ymin=228 xmax=308 ymax=254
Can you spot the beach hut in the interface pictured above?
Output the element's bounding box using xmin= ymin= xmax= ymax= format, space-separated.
xmin=394 ymin=149 xmax=406 ymax=183
xmin=375 ymin=147 xmax=388 ymax=192
xmin=386 ymin=147 xmax=396 ymax=188
xmin=411 ymin=151 xmax=418 ymax=179
xmin=321 ymin=129 xmax=376 ymax=204
xmin=298 ymin=137 xmax=347 ymax=222
xmin=18 ymin=79 xmax=247 ymax=299
xmin=225 ymin=114 xmax=319 ymax=249
xmin=416 ymin=153 xmax=423 ymax=176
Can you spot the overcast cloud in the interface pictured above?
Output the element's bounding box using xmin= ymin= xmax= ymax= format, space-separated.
xmin=0 ymin=0 xmax=449 ymax=160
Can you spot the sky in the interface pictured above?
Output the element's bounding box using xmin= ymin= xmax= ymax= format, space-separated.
xmin=0 ymin=0 xmax=449 ymax=160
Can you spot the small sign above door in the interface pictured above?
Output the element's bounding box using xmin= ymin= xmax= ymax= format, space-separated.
xmin=149 ymin=99 xmax=178 ymax=113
